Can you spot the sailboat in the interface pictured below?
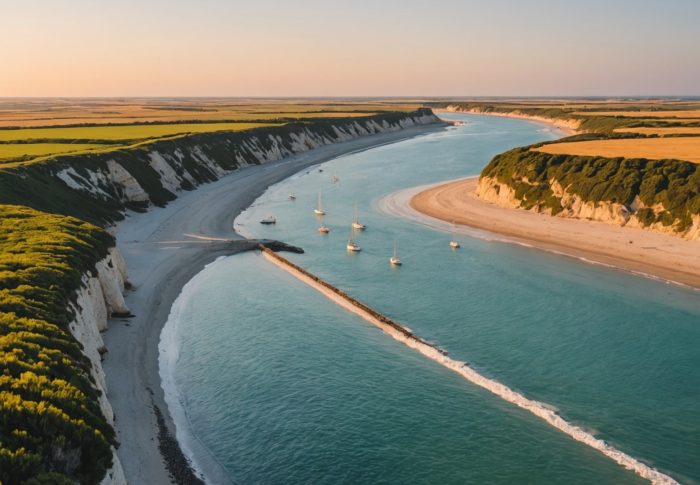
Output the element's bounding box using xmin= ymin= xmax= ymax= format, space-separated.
xmin=351 ymin=204 xmax=366 ymax=230
xmin=390 ymin=241 xmax=402 ymax=266
xmin=314 ymin=192 xmax=326 ymax=215
xmin=346 ymin=227 xmax=361 ymax=252
xmin=449 ymin=222 xmax=461 ymax=248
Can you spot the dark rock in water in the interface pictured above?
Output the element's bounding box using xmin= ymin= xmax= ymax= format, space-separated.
xmin=259 ymin=239 xmax=304 ymax=254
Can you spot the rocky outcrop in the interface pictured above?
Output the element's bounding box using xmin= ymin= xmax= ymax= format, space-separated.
xmin=477 ymin=176 xmax=700 ymax=240
xmin=68 ymin=248 xmax=130 ymax=485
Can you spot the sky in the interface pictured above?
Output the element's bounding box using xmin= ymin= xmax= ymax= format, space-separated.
xmin=2 ymin=0 xmax=699 ymax=97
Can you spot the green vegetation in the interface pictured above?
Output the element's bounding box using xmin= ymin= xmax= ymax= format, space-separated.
xmin=481 ymin=145 xmax=700 ymax=231
xmin=0 ymin=205 xmax=115 ymax=484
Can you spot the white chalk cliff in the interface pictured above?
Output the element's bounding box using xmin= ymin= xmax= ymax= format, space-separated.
xmin=54 ymin=112 xmax=439 ymax=209
xmin=68 ymin=248 xmax=129 ymax=485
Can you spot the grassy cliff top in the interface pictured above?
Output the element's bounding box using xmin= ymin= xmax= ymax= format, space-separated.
xmin=0 ymin=205 xmax=116 ymax=484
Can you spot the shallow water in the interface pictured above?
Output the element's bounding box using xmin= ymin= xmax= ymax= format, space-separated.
xmin=163 ymin=114 xmax=700 ymax=484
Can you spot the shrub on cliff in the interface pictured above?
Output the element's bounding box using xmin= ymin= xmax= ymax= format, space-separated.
xmin=481 ymin=145 xmax=700 ymax=232
xmin=0 ymin=205 xmax=115 ymax=484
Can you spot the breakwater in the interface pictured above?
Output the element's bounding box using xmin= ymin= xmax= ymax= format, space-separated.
xmin=259 ymin=245 xmax=678 ymax=485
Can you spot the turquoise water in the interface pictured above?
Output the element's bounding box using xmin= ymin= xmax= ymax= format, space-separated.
xmin=164 ymin=114 xmax=700 ymax=484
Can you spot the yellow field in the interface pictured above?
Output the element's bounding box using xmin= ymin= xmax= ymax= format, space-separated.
xmin=614 ymin=127 xmax=700 ymax=136
xmin=0 ymin=99 xmax=419 ymax=128
xmin=0 ymin=98 xmax=424 ymax=164
xmin=572 ymin=110 xmax=700 ymax=118
xmin=0 ymin=143 xmax=108 ymax=161
xmin=0 ymin=122 xmax=280 ymax=142
xmin=534 ymin=137 xmax=700 ymax=163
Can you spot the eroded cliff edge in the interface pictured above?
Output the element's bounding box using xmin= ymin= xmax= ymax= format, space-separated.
xmin=0 ymin=109 xmax=440 ymax=224
xmin=476 ymin=145 xmax=700 ymax=240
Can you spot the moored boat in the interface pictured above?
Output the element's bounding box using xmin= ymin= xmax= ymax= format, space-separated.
xmin=352 ymin=204 xmax=366 ymax=230
xmin=449 ymin=222 xmax=460 ymax=248
xmin=390 ymin=241 xmax=402 ymax=266
xmin=347 ymin=227 xmax=361 ymax=252
xmin=314 ymin=192 xmax=326 ymax=215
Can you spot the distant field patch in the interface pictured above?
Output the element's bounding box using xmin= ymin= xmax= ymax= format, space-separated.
xmin=0 ymin=122 xmax=280 ymax=142
xmin=534 ymin=137 xmax=700 ymax=163
xmin=572 ymin=110 xmax=700 ymax=119
xmin=0 ymin=99 xmax=419 ymax=128
xmin=614 ymin=127 xmax=700 ymax=136
xmin=0 ymin=142 xmax=107 ymax=161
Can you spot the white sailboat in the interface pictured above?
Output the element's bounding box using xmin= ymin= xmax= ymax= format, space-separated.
xmin=346 ymin=227 xmax=361 ymax=252
xmin=390 ymin=241 xmax=402 ymax=266
xmin=314 ymin=192 xmax=326 ymax=215
xmin=351 ymin=204 xmax=366 ymax=230
xmin=449 ymin=222 xmax=460 ymax=248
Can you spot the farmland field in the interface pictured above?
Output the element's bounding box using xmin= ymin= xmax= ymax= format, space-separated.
xmin=534 ymin=137 xmax=700 ymax=163
xmin=0 ymin=98 xmax=420 ymax=128
xmin=614 ymin=127 xmax=700 ymax=136
xmin=0 ymin=122 xmax=280 ymax=142
xmin=0 ymin=142 xmax=108 ymax=161
xmin=0 ymin=98 xmax=422 ymax=164
xmin=572 ymin=110 xmax=700 ymax=118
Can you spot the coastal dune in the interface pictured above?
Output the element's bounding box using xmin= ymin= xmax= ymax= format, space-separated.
xmin=410 ymin=177 xmax=700 ymax=289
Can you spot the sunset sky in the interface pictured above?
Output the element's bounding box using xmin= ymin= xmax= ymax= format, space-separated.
xmin=3 ymin=0 xmax=699 ymax=97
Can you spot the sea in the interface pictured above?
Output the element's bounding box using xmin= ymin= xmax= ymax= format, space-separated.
xmin=160 ymin=113 xmax=700 ymax=484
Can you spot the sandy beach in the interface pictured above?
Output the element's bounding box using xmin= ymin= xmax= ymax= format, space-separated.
xmin=101 ymin=123 xmax=444 ymax=484
xmin=409 ymin=177 xmax=700 ymax=289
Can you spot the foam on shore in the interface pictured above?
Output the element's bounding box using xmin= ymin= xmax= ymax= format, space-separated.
xmin=159 ymin=257 xmax=232 ymax=485
xmin=261 ymin=248 xmax=678 ymax=485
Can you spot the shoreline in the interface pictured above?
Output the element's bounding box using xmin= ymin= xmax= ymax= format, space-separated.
xmin=101 ymin=122 xmax=446 ymax=484
xmin=434 ymin=108 xmax=580 ymax=135
xmin=405 ymin=177 xmax=700 ymax=290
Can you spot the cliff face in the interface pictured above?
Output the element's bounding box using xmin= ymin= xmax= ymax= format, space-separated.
xmin=0 ymin=110 xmax=439 ymax=224
xmin=477 ymin=176 xmax=700 ymax=240
xmin=68 ymin=248 xmax=129 ymax=485
xmin=440 ymin=105 xmax=582 ymax=133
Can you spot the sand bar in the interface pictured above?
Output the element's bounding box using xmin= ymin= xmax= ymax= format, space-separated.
xmin=409 ymin=177 xmax=700 ymax=289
